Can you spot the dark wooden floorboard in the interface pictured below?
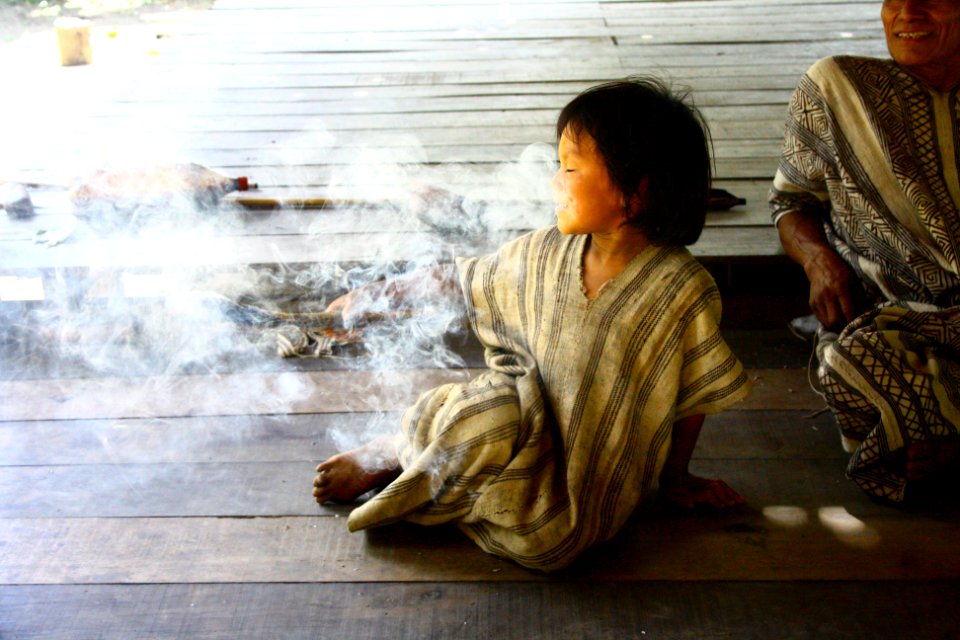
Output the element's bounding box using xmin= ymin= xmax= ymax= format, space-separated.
xmin=4 ymin=510 xmax=960 ymax=584
xmin=0 ymin=366 xmax=823 ymax=423
xmin=0 ymin=408 xmax=833 ymax=467
xmin=5 ymin=456 xmax=864 ymax=518
xmin=4 ymin=582 xmax=960 ymax=640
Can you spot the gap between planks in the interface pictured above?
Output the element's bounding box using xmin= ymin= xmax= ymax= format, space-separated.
xmin=0 ymin=458 xmax=878 ymax=519
xmin=2 ymin=509 xmax=958 ymax=584
xmin=4 ymin=581 xmax=960 ymax=640
xmin=0 ymin=409 xmax=837 ymax=466
xmin=0 ymin=367 xmax=821 ymax=422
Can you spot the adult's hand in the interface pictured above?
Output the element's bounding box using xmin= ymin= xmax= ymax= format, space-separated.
xmin=803 ymin=246 xmax=858 ymax=330
xmin=777 ymin=210 xmax=858 ymax=330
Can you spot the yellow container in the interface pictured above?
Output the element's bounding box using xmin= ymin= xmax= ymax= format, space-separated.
xmin=55 ymin=18 xmax=93 ymax=66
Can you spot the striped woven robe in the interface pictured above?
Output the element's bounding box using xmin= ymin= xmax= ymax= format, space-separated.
xmin=347 ymin=227 xmax=752 ymax=570
xmin=770 ymin=56 xmax=960 ymax=501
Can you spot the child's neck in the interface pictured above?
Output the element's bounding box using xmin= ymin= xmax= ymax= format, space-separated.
xmin=581 ymin=229 xmax=650 ymax=299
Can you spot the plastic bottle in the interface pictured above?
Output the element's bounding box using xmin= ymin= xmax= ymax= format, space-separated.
xmin=70 ymin=163 xmax=257 ymax=211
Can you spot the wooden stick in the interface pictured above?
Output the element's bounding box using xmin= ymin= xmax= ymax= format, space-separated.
xmin=229 ymin=195 xmax=377 ymax=209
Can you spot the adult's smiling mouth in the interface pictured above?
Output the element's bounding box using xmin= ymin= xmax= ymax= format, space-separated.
xmin=896 ymin=31 xmax=934 ymax=39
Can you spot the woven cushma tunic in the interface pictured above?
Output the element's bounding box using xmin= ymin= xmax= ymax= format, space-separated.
xmin=770 ymin=56 xmax=960 ymax=501
xmin=347 ymin=226 xmax=752 ymax=571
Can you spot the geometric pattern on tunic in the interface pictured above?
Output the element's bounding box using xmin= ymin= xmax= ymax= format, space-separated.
xmin=842 ymin=57 xmax=960 ymax=276
xmin=770 ymin=56 xmax=960 ymax=306
xmin=772 ymin=56 xmax=960 ymax=500
xmin=769 ymin=56 xmax=960 ymax=500
xmin=817 ymin=304 xmax=960 ymax=501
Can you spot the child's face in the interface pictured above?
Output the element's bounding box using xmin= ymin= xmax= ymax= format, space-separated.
xmin=552 ymin=128 xmax=626 ymax=236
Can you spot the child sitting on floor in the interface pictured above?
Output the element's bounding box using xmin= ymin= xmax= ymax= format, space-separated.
xmin=313 ymin=77 xmax=753 ymax=572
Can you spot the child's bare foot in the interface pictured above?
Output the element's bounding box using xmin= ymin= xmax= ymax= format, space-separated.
xmin=312 ymin=435 xmax=401 ymax=504
xmin=660 ymin=472 xmax=746 ymax=509
xmin=906 ymin=438 xmax=960 ymax=481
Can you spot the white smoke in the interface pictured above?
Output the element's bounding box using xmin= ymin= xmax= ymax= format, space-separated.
xmin=2 ymin=138 xmax=558 ymax=481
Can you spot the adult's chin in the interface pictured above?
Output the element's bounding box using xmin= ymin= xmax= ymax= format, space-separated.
xmin=887 ymin=37 xmax=938 ymax=69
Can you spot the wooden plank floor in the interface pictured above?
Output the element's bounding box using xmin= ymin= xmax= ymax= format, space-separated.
xmin=0 ymin=0 xmax=889 ymax=270
xmin=3 ymin=1 xmax=960 ymax=638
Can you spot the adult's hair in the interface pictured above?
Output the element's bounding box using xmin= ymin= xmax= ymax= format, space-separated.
xmin=556 ymin=76 xmax=712 ymax=246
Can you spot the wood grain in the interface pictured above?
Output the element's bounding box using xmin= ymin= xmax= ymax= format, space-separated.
xmin=2 ymin=508 xmax=957 ymax=584
xmin=2 ymin=2 xmax=953 ymax=638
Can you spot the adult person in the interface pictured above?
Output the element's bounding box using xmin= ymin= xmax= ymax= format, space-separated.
xmin=769 ymin=0 xmax=960 ymax=502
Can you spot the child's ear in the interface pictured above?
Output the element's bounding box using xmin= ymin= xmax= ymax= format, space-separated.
xmin=624 ymin=177 xmax=649 ymax=216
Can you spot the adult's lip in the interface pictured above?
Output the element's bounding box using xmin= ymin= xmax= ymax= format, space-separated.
xmin=896 ymin=31 xmax=934 ymax=39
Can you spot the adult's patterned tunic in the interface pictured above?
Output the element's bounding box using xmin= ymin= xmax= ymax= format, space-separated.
xmin=347 ymin=226 xmax=751 ymax=570
xmin=769 ymin=55 xmax=960 ymax=501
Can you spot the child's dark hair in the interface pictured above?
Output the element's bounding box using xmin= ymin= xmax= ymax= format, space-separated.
xmin=556 ymin=76 xmax=712 ymax=246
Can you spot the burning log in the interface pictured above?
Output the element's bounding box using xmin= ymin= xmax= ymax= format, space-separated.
xmin=211 ymin=294 xmax=405 ymax=330
xmin=208 ymin=294 xmax=415 ymax=358
xmin=275 ymin=325 xmax=362 ymax=358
